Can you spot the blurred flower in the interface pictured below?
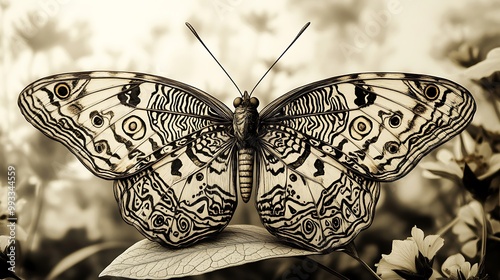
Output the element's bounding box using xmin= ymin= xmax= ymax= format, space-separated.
xmin=435 ymin=1 xmax=500 ymax=68
xmin=461 ymin=47 xmax=500 ymax=130
xmin=441 ymin=253 xmax=480 ymax=280
xmin=464 ymin=47 xmax=500 ymax=87
xmin=452 ymin=201 xmax=500 ymax=258
xmin=376 ymin=226 xmax=443 ymax=279
xmin=0 ymin=186 xmax=27 ymax=241
xmin=421 ymin=129 xmax=500 ymax=205
xmin=422 ymin=131 xmax=500 ymax=181
xmin=466 ymin=47 xmax=500 ymax=122
xmin=472 ymin=65 xmax=500 ymax=102
xmin=449 ymin=43 xmax=482 ymax=68
xmin=39 ymin=179 xmax=107 ymax=241
xmin=0 ymin=236 xmax=10 ymax=252
xmin=243 ymin=12 xmax=275 ymax=33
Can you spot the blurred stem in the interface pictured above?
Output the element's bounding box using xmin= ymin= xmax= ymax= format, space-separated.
xmin=46 ymin=241 xmax=130 ymax=280
xmin=478 ymin=202 xmax=488 ymax=273
xmin=487 ymin=91 xmax=500 ymax=120
xmin=436 ymin=216 xmax=459 ymax=236
xmin=24 ymin=180 xmax=44 ymax=256
xmin=489 ymin=235 xmax=500 ymax=242
xmin=301 ymin=256 xmax=349 ymax=280
xmin=342 ymin=242 xmax=382 ymax=280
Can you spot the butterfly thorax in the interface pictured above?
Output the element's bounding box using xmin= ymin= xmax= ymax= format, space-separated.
xmin=232 ymin=91 xmax=260 ymax=148
xmin=232 ymin=91 xmax=260 ymax=203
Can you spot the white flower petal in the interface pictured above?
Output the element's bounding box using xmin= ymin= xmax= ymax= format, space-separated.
xmin=376 ymin=239 xmax=419 ymax=278
xmin=0 ymin=236 xmax=10 ymax=251
xmin=383 ymin=240 xmax=419 ymax=271
xmin=410 ymin=226 xmax=444 ymax=259
xmin=420 ymin=161 xmax=463 ymax=180
xmin=490 ymin=218 xmax=500 ymax=234
xmin=452 ymin=222 xmax=476 ymax=242
xmin=486 ymin=47 xmax=500 ymax=59
xmin=442 ymin=253 xmax=466 ymax=277
xmin=422 ymin=169 xmax=445 ymax=179
xmin=449 ymin=164 xmax=465 ymax=178
xmin=441 ymin=253 xmax=479 ymax=279
xmin=477 ymin=140 xmax=493 ymax=158
xmin=377 ymin=227 xmax=447 ymax=279
xmin=419 ymin=161 xmax=449 ymax=171
xmin=488 ymin=153 xmax=500 ymax=165
xmin=469 ymin=263 xmax=479 ymax=278
xmin=460 ymin=261 xmax=472 ymax=277
xmin=454 ymin=132 xmax=476 ymax=159
xmin=479 ymin=153 xmax=500 ymax=179
xmin=461 ymin=240 xmax=479 ymax=258
xmin=422 ymin=234 xmax=444 ymax=259
xmin=463 ymin=47 xmax=500 ymax=80
xmin=436 ymin=149 xmax=456 ymax=163
xmin=458 ymin=201 xmax=483 ymax=226
xmin=376 ymin=258 xmax=403 ymax=280
xmin=411 ymin=226 xmax=425 ymax=243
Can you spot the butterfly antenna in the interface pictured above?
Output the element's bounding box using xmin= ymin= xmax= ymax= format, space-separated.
xmin=185 ymin=22 xmax=243 ymax=96
xmin=249 ymin=22 xmax=311 ymax=96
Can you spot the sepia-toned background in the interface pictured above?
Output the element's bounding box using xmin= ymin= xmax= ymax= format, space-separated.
xmin=1 ymin=0 xmax=499 ymax=279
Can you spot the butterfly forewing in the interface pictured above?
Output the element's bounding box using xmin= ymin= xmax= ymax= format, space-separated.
xmin=259 ymin=73 xmax=476 ymax=182
xmin=18 ymin=71 xmax=233 ymax=179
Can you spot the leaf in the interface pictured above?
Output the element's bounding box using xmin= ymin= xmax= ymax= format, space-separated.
xmin=99 ymin=225 xmax=319 ymax=279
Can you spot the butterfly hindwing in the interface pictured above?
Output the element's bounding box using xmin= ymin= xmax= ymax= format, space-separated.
xmin=18 ymin=71 xmax=233 ymax=179
xmin=114 ymin=127 xmax=238 ymax=247
xmin=256 ymin=125 xmax=380 ymax=252
xmin=260 ymin=73 xmax=476 ymax=182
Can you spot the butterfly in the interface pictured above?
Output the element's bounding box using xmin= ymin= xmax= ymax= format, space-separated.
xmin=18 ymin=25 xmax=476 ymax=253
xmin=18 ymin=71 xmax=476 ymax=251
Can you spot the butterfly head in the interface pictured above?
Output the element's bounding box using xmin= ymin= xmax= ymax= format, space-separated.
xmin=233 ymin=91 xmax=259 ymax=109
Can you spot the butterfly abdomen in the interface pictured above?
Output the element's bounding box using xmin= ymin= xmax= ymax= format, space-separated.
xmin=232 ymin=91 xmax=260 ymax=203
xmin=238 ymin=147 xmax=254 ymax=203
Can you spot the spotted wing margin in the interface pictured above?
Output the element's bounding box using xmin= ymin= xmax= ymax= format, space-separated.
xmin=114 ymin=128 xmax=238 ymax=247
xmin=18 ymin=71 xmax=233 ymax=179
xmin=259 ymin=72 xmax=476 ymax=181
xmin=255 ymin=126 xmax=380 ymax=252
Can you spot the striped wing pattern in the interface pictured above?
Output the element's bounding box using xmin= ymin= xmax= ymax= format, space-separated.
xmin=114 ymin=127 xmax=238 ymax=247
xmin=257 ymin=125 xmax=380 ymax=251
xmin=18 ymin=71 xmax=475 ymax=252
xmin=260 ymin=73 xmax=476 ymax=181
xmin=256 ymin=73 xmax=475 ymax=251
xmin=18 ymin=71 xmax=237 ymax=247
xmin=18 ymin=71 xmax=232 ymax=179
